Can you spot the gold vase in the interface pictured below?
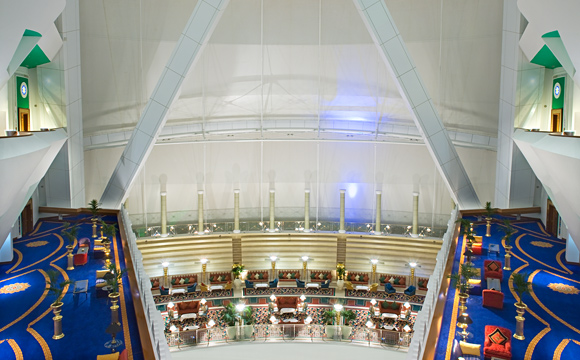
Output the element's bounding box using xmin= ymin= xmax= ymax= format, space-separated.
xmin=514 ymin=302 xmax=527 ymax=340
xmin=458 ymin=293 xmax=469 ymax=312
xmin=504 ymin=245 xmax=512 ymax=270
xmin=51 ymin=302 xmax=65 ymax=340
xmin=486 ymin=217 xmax=492 ymax=237
xmin=66 ymin=245 xmax=75 ymax=270
xmin=109 ymin=292 xmax=120 ymax=325
xmin=92 ymin=217 xmax=98 ymax=238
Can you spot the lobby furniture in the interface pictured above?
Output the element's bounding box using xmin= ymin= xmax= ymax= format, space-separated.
xmin=176 ymin=301 xmax=199 ymax=318
xmin=356 ymin=285 xmax=369 ymax=291
xmin=379 ymin=274 xmax=407 ymax=288
xmin=159 ymin=286 xmax=169 ymax=296
xmin=247 ymin=270 xmax=269 ymax=283
xmin=278 ymin=270 xmax=302 ymax=282
xmin=320 ymin=279 xmax=330 ymax=288
xmin=488 ymin=244 xmax=500 ymax=257
xmin=451 ymin=338 xmax=481 ymax=360
xmin=295 ymin=279 xmax=305 ymax=288
xmin=150 ymin=277 xmax=160 ymax=291
xmin=78 ymin=237 xmax=91 ymax=249
xmin=468 ymin=279 xmax=482 ymax=296
xmin=482 ymin=290 xmax=504 ymax=309
xmin=73 ymin=253 xmax=88 ymax=266
xmin=255 ymin=283 xmax=269 ymax=289
xmin=73 ymin=279 xmax=88 ymax=299
xmin=224 ymin=281 xmax=233 ymax=290
xmin=77 ymin=245 xmax=89 ymax=255
xmin=276 ymin=296 xmax=299 ymax=313
xmin=309 ymin=270 xmax=332 ymax=282
xmin=208 ymin=272 xmax=232 ymax=284
xmin=369 ymin=283 xmax=379 ymax=292
xmin=484 ymin=260 xmax=503 ymax=280
xmin=269 ymin=278 xmax=279 ymax=288
xmin=170 ymin=274 xmax=198 ymax=288
xmin=199 ymin=283 xmax=209 ymax=292
xmin=471 ymin=242 xmax=483 ymax=256
xmin=346 ymin=271 xmax=369 ymax=284
xmin=344 ymin=281 xmax=354 ymax=290
xmin=385 ymin=282 xmax=396 ymax=294
xmin=306 ymin=282 xmax=320 ymax=289
xmin=209 ymin=284 xmax=224 ymax=291
xmin=487 ymin=278 xmax=501 ymax=291
xmin=186 ymin=283 xmax=197 ymax=293
xmin=379 ymin=301 xmax=401 ymax=316
xmin=484 ymin=325 xmax=512 ymax=360
xmin=245 ymin=279 xmax=254 ymax=288
xmin=96 ymin=270 xmax=110 ymax=298
xmin=96 ymin=349 xmax=128 ymax=360
xmin=417 ymin=277 xmax=429 ymax=291
xmin=404 ymin=285 xmax=416 ymax=296
xmin=171 ymin=288 xmax=186 ymax=295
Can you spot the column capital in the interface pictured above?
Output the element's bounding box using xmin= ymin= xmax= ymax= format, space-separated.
xmin=270 ymin=189 xmax=275 ymax=193
xmin=340 ymin=189 xmax=346 ymax=194
xmin=413 ymin=192 xmax=419 ymax=197
xmin=198 ymin=190 xmax=204 ymax=195
xmin=160 ymin=191 xmax=167 ymax=196
xmin=376 ymin=190 xmax=382 ymax=195
xmin=305 ymin=189 xmax=310 ymax=193
xmin=234 ymin=189 xmax=240 ymax=194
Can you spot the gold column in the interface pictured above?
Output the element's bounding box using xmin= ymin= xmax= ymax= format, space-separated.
xmin=339 ymin=189 xmax=346 ymax=234
xmin=486 ymin=217 xmax=492 ymax=237
xmin=66 ymin=244 xmax=74 ymax=271
xmin=233 ymin=190 xmax=240 ymax=233
xmin=269 ymin=189 xmax=276 ymax=232
xmin=109 ymin=293 xmax=120 ymax=325
xmin=51 ymin=303 xmax=64 ymax=340
xmin=504 ymin=246 xmax=512 ymax=270
xmin=304 ymin=190 xmax=311 ymax=232
xmin=375 ymin=191 xmax=382 ymax=234
xmin=92 ymin=218 xmax=98 ymax=238
xmin=160 ymin=191 xmax=168 ymax=237
xmin=198 ymin=190 xmax=204 ymax=235
xmin=410 ymin=267 xmax=415 ymax=286
xmin=163 ymin=264 xmax=169 ymax=287
xmin=514 ymin=303 xmax=527 ymax=340
xmin=371 ymin=263 xmax=377 ymax=284
xmin=411 ymin=192 xmax=419 ymax=237
xmin=201 ymin=259 xmax=208 ymax=283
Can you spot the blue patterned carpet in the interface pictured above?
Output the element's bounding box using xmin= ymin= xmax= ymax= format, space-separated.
xmin=0 ymin=215 xmax=144 ymax=360
xmin=435 ymin=217 xmax=580 ymax=360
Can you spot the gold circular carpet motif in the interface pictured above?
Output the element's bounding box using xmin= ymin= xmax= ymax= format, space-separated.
xmin=26 ymin=240 xmax=49 ymax=248
xmin=0 ymin=282 xmax=31 ymax=294
xmin=548 ymin=283 xmax=579 ymax=295
xmin=531 ymin=241 xmax=553 ymax=248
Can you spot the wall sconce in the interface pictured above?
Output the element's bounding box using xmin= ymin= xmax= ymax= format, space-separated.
xmin=162 ymin=262 xmax=169 ymax=287
xmin=333 ymin=303 xmax=343 ymax=325
xmin=408 ymin=262 xmax=418 ymax=285
xmin=370 ymin=259 xmax=378 ymax=283
xmin=200 ymin=258 xmax=209 ymax=282
xmin=270 ymin=255 xmax=278 ymax=271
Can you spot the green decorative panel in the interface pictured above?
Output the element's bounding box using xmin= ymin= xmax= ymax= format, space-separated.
xmin=20 ymin=45 xmax=50 ymax=69
xmin=531 ymin=45 xmax=562 ymax=69
xmin=552 ymin=77 xmax=565 ymax=109
xmin=16 ymin=76 xmax=29 ymax=109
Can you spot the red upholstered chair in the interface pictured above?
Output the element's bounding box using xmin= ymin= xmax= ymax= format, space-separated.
xmin=482 ymin=289 xmax=504 ymax=309
xmin=471 ymin=243 xmax=482 ymax=255
xmin=73 ymin=253 xmax=88 ymax=266
xmin=484 ymin=260 xmax=503 ymax=280
xmin=484 ymin=325 xmax=512 ymax=360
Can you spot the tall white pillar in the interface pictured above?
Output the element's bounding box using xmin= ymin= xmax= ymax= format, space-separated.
xmin=375 ymin=190 xmax=382 ymax=234
xmin=339 ymin=189 xmax=346 ymax=234
xmin=160 ymin=192 xmax=167 ymax=237
xmin=304 ymin=190 xmax=311 ymax=232
xmin=269 ymin=190 xmax=276 ymax=232
xmin=411 ymin=192 xmax=419 ymax=238
xmin=198 ymin=190 xmax=204 ymax=235
xmin=233 ymin=189 xmax=240 ymax=234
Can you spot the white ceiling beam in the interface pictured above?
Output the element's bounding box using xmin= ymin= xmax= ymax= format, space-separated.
xmin=100 ymin=0 xmax=230 ymax=209
xmin=352 ymin=0 xmax=481 ymax=209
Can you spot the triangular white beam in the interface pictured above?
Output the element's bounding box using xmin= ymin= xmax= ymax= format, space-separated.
xmin=543 ymin=36 xmax=576 ymax=79
xmin=352 ymin=0 xmax=480 ymax=209
xmin=100 ymin=0 xmax=230 ymax=209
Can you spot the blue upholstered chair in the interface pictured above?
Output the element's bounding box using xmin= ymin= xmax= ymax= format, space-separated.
xmin=404 ymin=285 xmax=416 ymax=296
xmin=296 ymin=279 xmax=305 ymax=288
xmin=385 ymin=282 xmax=396 ymax=294
xmin=320 ymin=280 xmax=330 ymax=288
xmin=159 ymin=286 xmax=169 ymax=296
xmin=245 ymin=279 xmax=254 ymax=288
xmin=187 ymin=282 xmax=197 ymax=293
xmin=269 ymin=278 xmax=279 ymax=288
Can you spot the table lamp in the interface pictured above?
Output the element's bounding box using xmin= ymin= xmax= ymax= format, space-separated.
xmin=457 ymin=312 xmax=473 ymax=341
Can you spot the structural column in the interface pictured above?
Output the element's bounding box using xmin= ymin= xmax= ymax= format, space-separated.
xmin=198 ymin=190 xmax=204 ymax=234
xmin=375 ymin=190 xmax=382 ymax=234
xmin=339 ymin=189 xmax=346 ymax=234
xmin=411 ymin=192 xmax=419 ymax=238
xmin=160 ymin=191 xmax=168 ymax=237
xmin=269 ymin=190 xmax=276 ymax=232
xmin=304 ymin=190 xmax=310 ymax=232
xmin=233 ymin=189 xmax=240 ymax=234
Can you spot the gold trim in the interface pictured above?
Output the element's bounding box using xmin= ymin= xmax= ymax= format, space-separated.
xmin=516 ymin=234 xmax=567 ymax=274
xmin=0 ymin=270 xmax=49 ymax=333
xmin=14 ymin=224 xmax=64 ymax=244
xmin=556 ymin=249 xmax=573 ymax=274
xmin=29 ymin=221 xmax=43 ymax=236
xmin=444 ymin=233 xmax=466 ymax=360
xmin=27 ymin=327 xmax=52 ymax=359
xmin=553 ymin=339 xmax=571 ymax=360
xmin=5 ymin=249 xmax=23 ymax=274
xmin=525 ymin=327 xmax=550 ymax=360
xmin=12 ymin=235 xmax=64 ymax=273
xmin=547 ymin=283 xmax=579 ymax=295
xmin=0 ymin=282 xmax=31 ymax=294
xmin=5 ymin=339 xmax=23 ymax=360
xmin=544 ymin=270 xmax=580 ymax=285
xmin=112 ymin=234 xmax=133 ymax=359
xmin=512 ymin=224 xmax=565 ymax=243
xmin=530 ymin=241 xmax=553 ymax=248
xmin=508 ymin=264 xmax=549 ymax=326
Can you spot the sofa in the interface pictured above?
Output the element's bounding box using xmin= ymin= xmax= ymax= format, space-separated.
xmin=346 ymin=272 xmax=369 ymax=284
xmin=417 ymin=277 xmax=429 ymax=291
xmin=484 ymin=260 xmax=503 ymax=280
xmin=484 ymin=325 xmax=512 ymax=360
xmin=247 ymin=270 xmax=269 ymax=282
xmin=96 ymin=349 xmax=128 ymax=360
xmin=471 ymin=242 xmax=483 ymax=255
xmin=451 ymin=339 xmax=481 ymax=360
xmin=170 ymin=274 xmax=198 ymax=288
xmin=276 ymin=297 xmax=299 ymax=311
xmin=176 ymin=301 xmax=200 ymax=317
xmin=482 ymin=289 xmax=504 ymax=309
xmin=96 ymin=270 xmax=110 ymax=298
xmin=278 ymin=270 xmax=302 ymax=282
xmin=73 ymin=253 xmax=88 ymax=266
xmin=150 ymin=277 xmax=160 ymax=290
xmin=379 ymin=301 xmax=401 ymax=315
xmin=208 ymin=272 xmax=231 ymax=284
xmin=379 ymin=274 xmax=407 ymax=288
xmin=309 ymin=270 xmax=332 ymax=282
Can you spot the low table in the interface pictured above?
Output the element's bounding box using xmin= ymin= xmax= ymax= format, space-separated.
xmin=209 ymin=285 xmax=224 ymax=291
xmin=279 ymin=308 xmax=296 ymax=314
xmin=488 ymin=244 xmax=500 ymax=256
xmin=73 ymin=280 xmax=88 ymax=299
xmin=487 ymin=278 xmax=502 ymax=291
xmin=76 ymin=246 xmax=89 ymax=255
xmin=180 ymin=313 xmax=197 ymax=321
xmin=255 ymin=283 xmax=269 ymax=289
xmin=355 ymin=285 xmax=369 ymax=291
xmin=305 ymin=283 xmax=320 ymax=289
xmin=381 ymin=313 xmax=399 ymax=319
xmin=171 ymin=288 xmax=186 ymax=295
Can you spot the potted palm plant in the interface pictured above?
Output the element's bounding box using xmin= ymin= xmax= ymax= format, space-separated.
xmin=240 ymin=305 xmax=255 ymax=339
xmin=231 ymin=263 xmax=245 ymax=289
xmin=340 ymin=309 xmax=357 ymax=340
xmin=502 ymin=220 xmax=515 ymax=270
xmin=61 ymin=223 xmax=79 ymax=271
xmin=448 ymin=263 xmax=478 ymax=312
xmin=336 ymin=263 xmax=346 ymax=290
xmin=323 ymin=309 xmax=337 ymax=338
xmin=457 ymin=218 xmax=476 ymax=251
xmin=88 ymin=199 xmax=101 ymax=239
xmin=105 ymin=263 xmax=128 ymax=325
xmin=511 ymin=272 xmax=531 ymax=340
xmin=101 ymin=221 xmax=117 ymax=266
xmin=484 ymin=201 xmax=497 ymax=237
xmin=46 ymin=269 xmax=72 ymax=339
xmin=221 ymin=303 xmax=239 ymax=340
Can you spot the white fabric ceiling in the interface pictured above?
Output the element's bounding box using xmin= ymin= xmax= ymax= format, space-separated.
xmin=79 ymin=0 xmax=504 ymax=141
